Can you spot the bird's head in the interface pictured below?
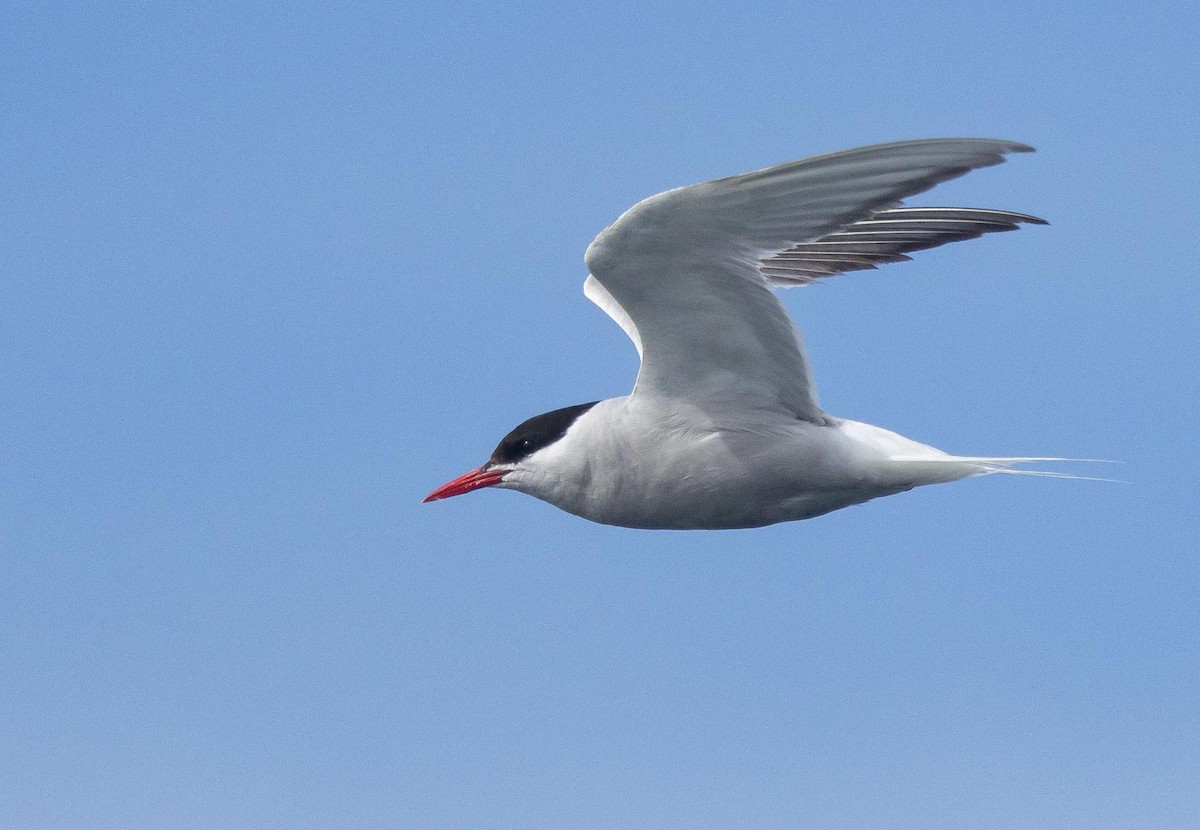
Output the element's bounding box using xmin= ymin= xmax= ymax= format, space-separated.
xmin=423 ymin=401 xmax=600 ymax=503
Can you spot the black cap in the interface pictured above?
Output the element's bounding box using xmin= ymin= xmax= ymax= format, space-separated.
xmin=489 ymin=401 xmax=600 ymax=465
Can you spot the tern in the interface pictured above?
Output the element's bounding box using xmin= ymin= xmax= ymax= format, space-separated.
xmin=425 ymin=138 xmax=1080 ymax=529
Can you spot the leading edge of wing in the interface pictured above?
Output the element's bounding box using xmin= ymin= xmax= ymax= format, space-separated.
xmin=584 ymin=138 xmax=1035 ymax=275
xmin=584 ymin=273 xmax=643 ymax=358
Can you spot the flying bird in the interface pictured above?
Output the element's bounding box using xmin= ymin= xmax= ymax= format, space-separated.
xmin=425 ymin=138 xmax=1079 ymax=529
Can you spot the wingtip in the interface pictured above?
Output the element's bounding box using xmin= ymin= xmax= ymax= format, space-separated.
xmin=897 ymin=137 xmax=1035 ymax=154
xmin=1012 ymin=210 xmax=1049 ymax=225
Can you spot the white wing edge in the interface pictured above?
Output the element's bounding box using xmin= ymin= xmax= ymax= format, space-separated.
xmin=584 ymin=274 xmax=643 ymax=359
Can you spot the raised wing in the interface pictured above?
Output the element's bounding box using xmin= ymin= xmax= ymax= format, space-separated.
xmin=583 ymin=139 xmax=1039 ymax=423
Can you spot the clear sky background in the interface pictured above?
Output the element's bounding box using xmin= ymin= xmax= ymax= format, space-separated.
xmin=2 ymin=2 xmax=1198 ymax=828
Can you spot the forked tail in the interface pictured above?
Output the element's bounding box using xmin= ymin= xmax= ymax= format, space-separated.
xmin=890 ymin=455 xmax=1121 ymax=483
xmin=835 ymin=420 xmax=1117 ymax=484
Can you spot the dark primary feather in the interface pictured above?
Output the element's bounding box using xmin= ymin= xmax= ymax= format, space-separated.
xmin=759 ymin=207 xmax=1047 ymax=285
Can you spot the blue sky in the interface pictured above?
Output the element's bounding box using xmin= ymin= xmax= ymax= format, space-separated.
xmin=2 ymin=2 xmax=1198 ymax=827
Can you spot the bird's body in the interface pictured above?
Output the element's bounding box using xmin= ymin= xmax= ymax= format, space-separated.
xmin=501 ymin=397 xmax=978 ymax=529
xmin=425 ymin=138 xmax=1081 ymax=529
